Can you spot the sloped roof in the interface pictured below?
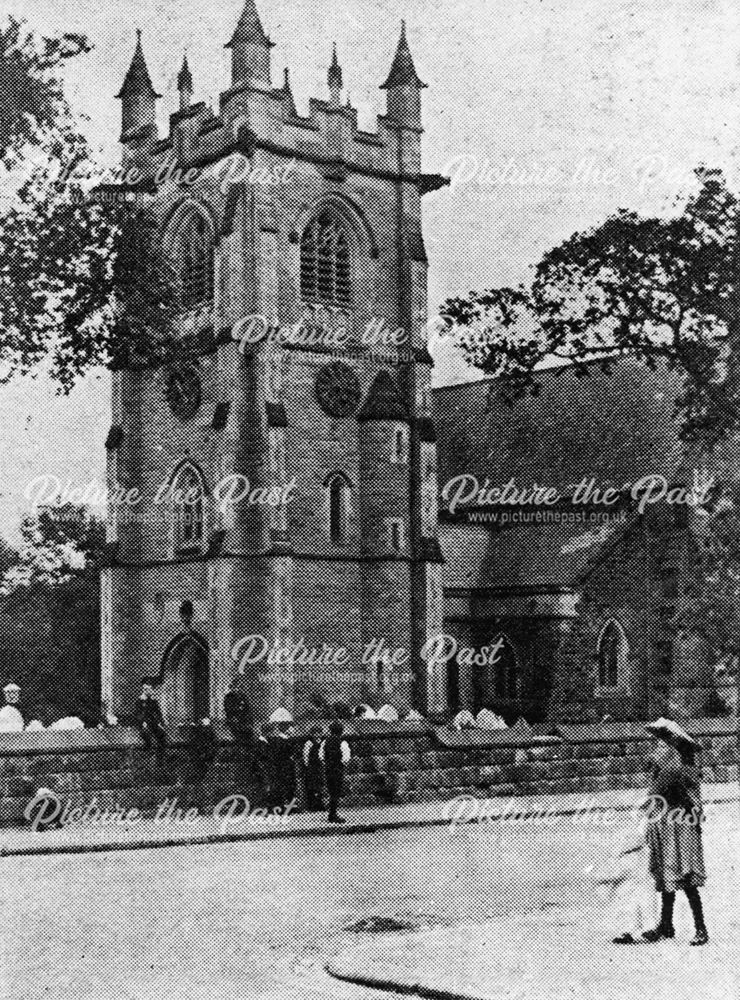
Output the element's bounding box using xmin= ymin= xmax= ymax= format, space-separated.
xmin=116 ymin=31 xmax=161 ymax=100
xmin=434 ymin=357 xmax=687 ymax=592
xmin=433 ymin=357 xmax=686 ymax=494
xmin=440 ymin=518 xmax=626 ymax=590
xmin=226 ymin=0 xmax=273 ymax=49
xmin=358 ymin=370 xmax=409 ymax=421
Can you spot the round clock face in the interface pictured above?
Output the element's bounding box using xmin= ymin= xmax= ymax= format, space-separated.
xmin=166 ymin=365 xmax=202 ymax=421
xmin=315 ymin=362 xmax=361 ymax=418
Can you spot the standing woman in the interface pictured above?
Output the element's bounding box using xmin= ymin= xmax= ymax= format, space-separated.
xmin=642 ymin=718 xmax=708 ymax=946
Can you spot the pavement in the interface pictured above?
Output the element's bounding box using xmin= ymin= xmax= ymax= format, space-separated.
xmin=1 ymin=782 xmax=737 ymax=858
xmin=323 ymin=792 xmax=740 ymax=1000
xmin=326 ymin=898 xmax=740 ymax=1000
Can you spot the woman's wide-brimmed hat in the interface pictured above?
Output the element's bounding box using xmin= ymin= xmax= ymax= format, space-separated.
xmin=645 ymin=717 xmax=700 ymax=750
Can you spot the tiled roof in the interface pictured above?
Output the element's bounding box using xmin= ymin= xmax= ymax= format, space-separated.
xmin=433 ymin=357 xmax=686 ymax=494
xmin=434 ymin=357 xmax=688 ymax=591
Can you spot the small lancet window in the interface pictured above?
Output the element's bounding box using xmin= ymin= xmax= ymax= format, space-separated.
xmin=598 ymin=620 xmax=627 ymax=688
xmin=392 ymin=427 xmax=408 ymax=464
xmin=327 ymin=473 xmax=351 ymax=544
xmin=173 ymin=464 xmax=205 ymax=552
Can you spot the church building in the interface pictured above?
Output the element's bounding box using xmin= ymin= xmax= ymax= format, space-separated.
xmin=102 ymin=1 xmax=736 ymax=726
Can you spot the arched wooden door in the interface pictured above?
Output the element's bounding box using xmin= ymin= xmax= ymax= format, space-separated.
xmin=160 ymin=631 xmax=210 ymax=724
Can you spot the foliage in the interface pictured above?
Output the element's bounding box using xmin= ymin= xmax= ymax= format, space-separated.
xmin=442 ymin=166 xmax=740 ymax=677
xmin=0 ymin=16 xmax=92 ymax=165
xmin=0 ymin=504 xmax=106 ymax=723
xmin=0 ymin=18 xmax=183 ymax=392
xmin=440 ymin=168 xmax=740 ymax=449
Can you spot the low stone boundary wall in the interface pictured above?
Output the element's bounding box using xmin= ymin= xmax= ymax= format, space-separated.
xmin=0 ymin=717 xmax=737 ymax=827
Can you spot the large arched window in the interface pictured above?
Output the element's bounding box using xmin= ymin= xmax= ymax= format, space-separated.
xmin=172 ymin=463 xmax=206 ymax=553
xmin=598 ymin=620 xmax=628 ymax=688
xmin=301 ymin=213 xmax=351 ymax=306
xmin=174 ymin=210 xmax=214 ymax=309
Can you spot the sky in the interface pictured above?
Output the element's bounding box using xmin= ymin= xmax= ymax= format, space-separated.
xmin=2 ymin=0 xmax=740 ymax=541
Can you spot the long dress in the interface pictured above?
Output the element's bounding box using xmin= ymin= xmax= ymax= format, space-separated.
xmin=646 ymin=749 xmax=706 ymax=892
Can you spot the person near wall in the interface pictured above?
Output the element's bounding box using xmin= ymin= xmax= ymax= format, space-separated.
xmin=301 ymin=725 xmax=324 ymax=812
xmin=133 ymin=679 xmax=167 ymax=753
xmin=594 ymin=803 xmax=657 ymax=944
xmin=223 ymin=676 xmax=253 ymax=746
xmin=0 ymin=682 xmax=25 ymax=732
xmin=271 ymin=722 xmax=298 ymax=811
xmin=642 ymin=717 xmax=708 ymax=946
xmin=254 ymin=723 xmax=278 ymax=809
xmin=319 ymin=720 xmax=351 ymax=824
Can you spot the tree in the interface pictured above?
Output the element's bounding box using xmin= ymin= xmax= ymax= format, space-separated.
xmin=0 ymin=504 xmax=106 ymax=723
xmin=439 ymin=168 xmax=739 ymax=449
xmin=0 ymin=16 xmax=92 ymax=165
xmin=0 ymin=17 xmax=182 ymax=393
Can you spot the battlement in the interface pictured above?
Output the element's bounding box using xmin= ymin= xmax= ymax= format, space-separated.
xmin=117 ymin=3 xmax=444 ymax=190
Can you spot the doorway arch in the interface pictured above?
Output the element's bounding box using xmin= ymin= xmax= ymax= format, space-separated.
xmin=159 ymin=630 xmax=210 ymax=723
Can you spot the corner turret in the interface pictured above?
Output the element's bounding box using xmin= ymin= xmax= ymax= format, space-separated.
xmin=225 ymin=0 xmax=275 ymax=86
xmin=116 ymin=30 xmax=161 ymax=142
xmin=380 ymin=21 xmax=426 ymax=130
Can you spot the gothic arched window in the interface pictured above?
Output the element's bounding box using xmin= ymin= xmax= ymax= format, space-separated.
xmin=325 ymin=472 xmax=351 ymax=545
xmin=175 ymin=210 xmax=214 ymax=309
xmin=172 ymin=464 xmax=206 ymax=552
xmin=301 ymin=213 xmax=351 ymax=306
xmin=598 ymin=620 xmax=627 ymax=688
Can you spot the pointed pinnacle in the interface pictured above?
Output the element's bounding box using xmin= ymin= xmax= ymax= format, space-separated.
xmin=116 ymin=29 xmax=161 ymax=99
xmin=178 ymin=53 xmax=193 ymax=92
xmin=380 ymin=20 xmax=427 ymax=90
xmin=225 ymin=0 xmax=275 ymax=49
xmin=328 ymin=41 xmax=343 ymax=90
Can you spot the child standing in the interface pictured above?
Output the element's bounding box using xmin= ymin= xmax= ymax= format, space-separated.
xmin=319 ymin=720 xmax=351 ymax=824
xmin=301 ymin=726 xmax=324 ymax=812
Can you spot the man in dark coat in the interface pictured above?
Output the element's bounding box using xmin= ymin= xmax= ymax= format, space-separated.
xmin=319 ymin=720 xmax=351 ymax=823
xmin=133 ymin=680 xmax=167 ymax=751
xmin=271 ymin=722 xmax=298 ymax=810
xmin=301 ymin=725 xmax=324 ymax=812
xmin=223 ymin=676 xmax=253 ymax=744
xmin=254 ymin=723 xmax=278 ymax=809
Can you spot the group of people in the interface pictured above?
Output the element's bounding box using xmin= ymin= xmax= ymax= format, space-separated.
xmin=599 ymin=717 xmax=709 ymax=946
xmin=133 ymin=677 xmax=352 ymax=824
xmin=252 ymin=720 xmax=351 ymax=823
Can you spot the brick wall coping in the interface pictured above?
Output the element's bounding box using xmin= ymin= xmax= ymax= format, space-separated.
xmin=0 ymin=715 xmax=734 ymax=758
xmin=0 ymin=719 xmax=429 ymax=757
xmin=556 ymin=717 xmax=738 ymax=744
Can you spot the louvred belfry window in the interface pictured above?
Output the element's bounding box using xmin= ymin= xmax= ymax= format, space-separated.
xmin=301 ymin=214 xmax=351 ymax=306
xmin=179 ymin=212 xmax=214 ymax=308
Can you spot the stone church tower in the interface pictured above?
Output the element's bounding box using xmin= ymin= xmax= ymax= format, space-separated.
xmin=101 ymin=3 xmax=449 ymax=724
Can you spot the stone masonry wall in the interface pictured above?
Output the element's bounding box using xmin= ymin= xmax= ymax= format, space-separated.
xmin=0 ymin=718 xmax=736 ymax=828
